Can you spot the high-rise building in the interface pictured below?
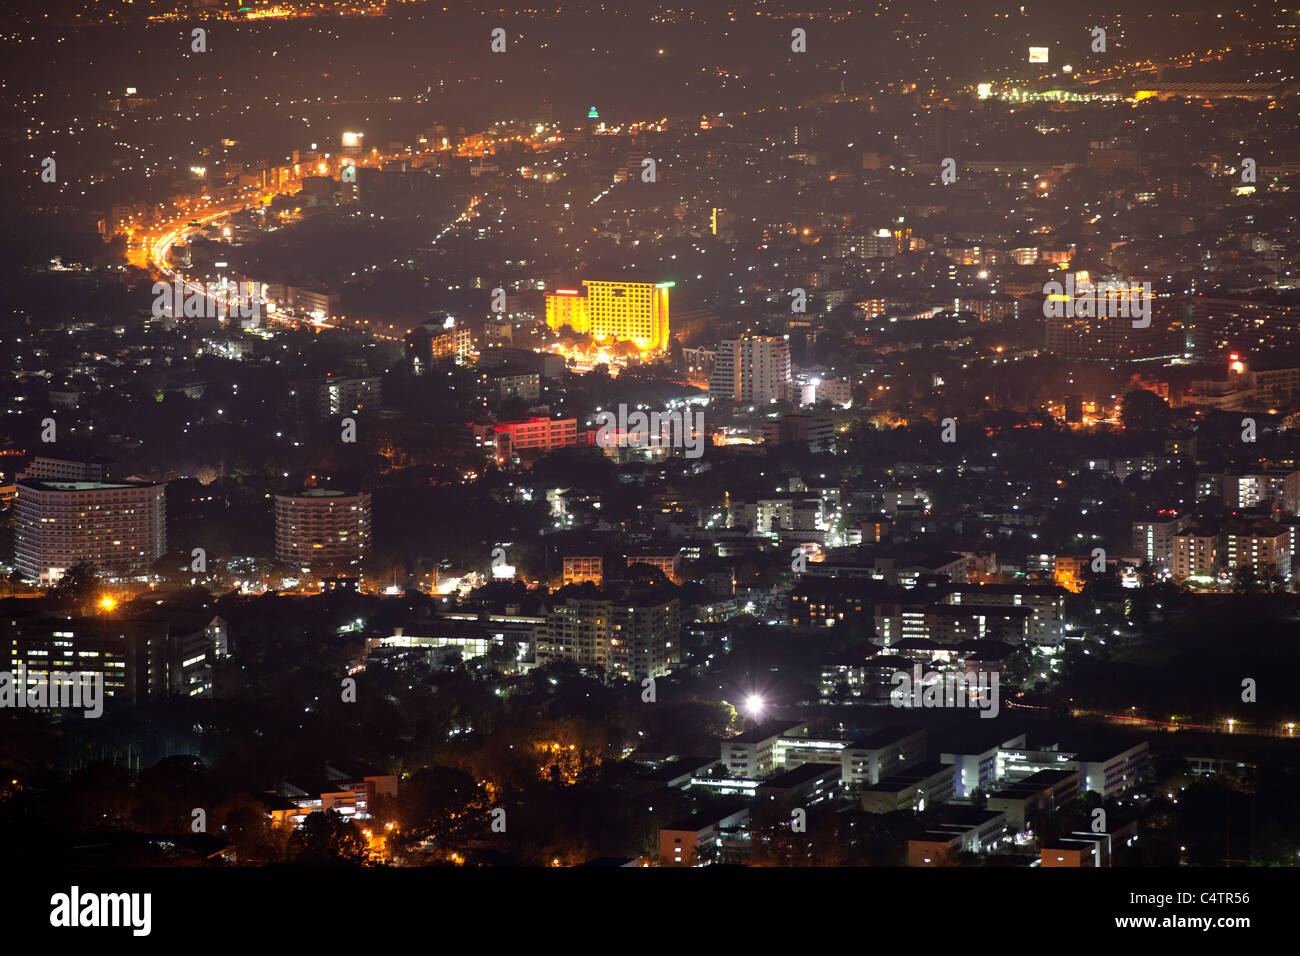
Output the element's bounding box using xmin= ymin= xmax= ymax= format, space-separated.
xmin=543 ymin=278 xmax=671 ymax=353
xmin=1132 ymin=512 xmax=1191 ymax=574
xmin=1221 ymin=468 xmax=1300 ymax=514
xmin=406 ymin=320 xmax=472 ymax=372
xmin=1044 ymin=286 xmax=1183 ymax=361
xmin=836 ymin=230 xmax=898 ymax=260
xmin=537 ymin=588 xmax=679 ymax=683
xmin=291 ymin=376 xmax=382 ymax=424
xmin=1224 ymin=519 xmax=1292 ymax=579
xmin=710 ymin=335 xmax=792 ymax=403
xmin=1185 ymin=296 xmax=1300 ymax=359
xmin=319 ymin=376 xmax=382 ymax=418
xmin=604 ymin=599 xmax=679 ymax=681
xmin=14 ymin=479 xmax=166 ymax=585
xmin=762 ymin=414 xmax=835 ymax=452
xmin=274 ymin=489 xmax=372 ymax=569
xmin=1172 ymin=525 xmax=1219 ymax=580
xmin=544 ymin=286 xmax=588 ymax=333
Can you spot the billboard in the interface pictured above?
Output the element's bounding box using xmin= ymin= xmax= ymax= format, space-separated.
xmin=1029 ymin=47 xmax=1049 ymax=63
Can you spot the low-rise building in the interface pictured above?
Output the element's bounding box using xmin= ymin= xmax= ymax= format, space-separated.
xmin=860 ymin=761 xmax=955 ymax=813
xmin=986 ymin=768 xmax=1080 ymax=831
xmin=658 ymin=804 xmax=750 ymax=867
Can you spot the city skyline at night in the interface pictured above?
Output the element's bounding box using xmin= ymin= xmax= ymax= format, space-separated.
xmin=0 ymin=0 xmax=1296 ymax=940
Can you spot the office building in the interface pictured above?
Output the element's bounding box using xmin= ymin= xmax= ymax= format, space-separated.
xmin=860 ymin=762 xmax=956 ymax=813
xmin=755 ymin=763 xmax=841 ymax=808
xmin=986 ymin=769 xmax=1080 ymax=830
xmin=1 ymin=607 xmax=227 ymax=705
xmin=1076 ymin=741 xmax=1150 ymax=798
xmin=659 ymin=804 xmax=749 ymax=867
xmin=941 ymin=732 xmax=1029 ymax=798
xmin=908 ymin=809 xmax=1010 ymax=865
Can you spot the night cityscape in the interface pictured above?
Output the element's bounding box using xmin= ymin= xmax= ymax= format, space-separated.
xmin=1 ymin=0 xmax=1297 ymax=936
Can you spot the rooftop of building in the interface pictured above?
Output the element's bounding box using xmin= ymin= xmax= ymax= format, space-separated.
xmin=277 ymin=487 xmax=368 ymax=499
xmin=937 ymin=730 xmax=1025 ymax=757
xmin=578 ymin=857 xmax=640 ymax=867
xmin=1071 ymin=740 xmax=1149 ymax=764
xmin=824 ymin=642 xmax=883 ymax=667
xmin=16 ymin=478 xmax=159 ymax=491
xmin=757 ymin=762 xmax=842 ymax=791
xmin=725 ymin=720 xmax=802 ymax=745
xmin=634 ymin=758 xmax=718 ymax=783
xmin=863 ymin=761 xmax=952 ymax=792
xmin=989 ymin=768 xmax=1079 ymax=798
xmin=661 ymin=802 xmax=750 ymax=834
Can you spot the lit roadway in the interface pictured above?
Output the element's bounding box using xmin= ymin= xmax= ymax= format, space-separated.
xmin=1071 ymin=35 xmax=1298 ymax=86
xmin=140 ymin=131 xmax=558 ymax=328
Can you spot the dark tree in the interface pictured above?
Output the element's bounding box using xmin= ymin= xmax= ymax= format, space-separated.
xmin=286 ymin=809 xmax=369 ymax=865
xmin=1120 ymin=389 xmax=1171 ymax=433
xmin=53 ymin=562 xmax=100 ymax=605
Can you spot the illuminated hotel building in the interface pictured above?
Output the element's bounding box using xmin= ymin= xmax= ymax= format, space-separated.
xmin=274 ymin=489 xmax=372 ymax=569
xmin=544 ymin=279 xmax=671 ymax=353
xmin=545 ymin=287 xmax=588 ymax=332
xmin=14 ymin=479 xmax=166 ymax=585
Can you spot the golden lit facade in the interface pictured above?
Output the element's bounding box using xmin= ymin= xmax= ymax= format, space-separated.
xmin=545 ymin=279 xmax=671 ymax=353
xmin=545 ymin=287 xmax=588 ymax=334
